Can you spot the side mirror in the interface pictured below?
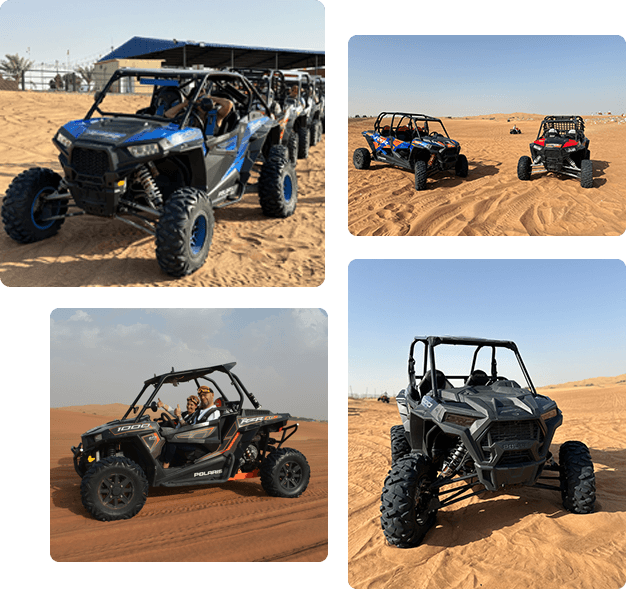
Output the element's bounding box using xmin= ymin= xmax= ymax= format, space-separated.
xmin=150 ymin=401 xmax=159 ymax=413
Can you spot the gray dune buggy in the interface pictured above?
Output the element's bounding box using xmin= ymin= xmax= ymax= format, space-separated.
xmin=353 ymin=112 xmax=468 ymax=190
xmin=2 ymin=67 xmax=297 ymax=277
xmin=71 ymin=362 xmax=310 ymax=521
xmin=381 ymin=336 xmax=596 ymax=548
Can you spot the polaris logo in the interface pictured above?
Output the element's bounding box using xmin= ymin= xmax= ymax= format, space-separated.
xmin=502 ymin=442 xmax=526 ymax=450
xmin=194 ymin=469 xmax=222 ymax=477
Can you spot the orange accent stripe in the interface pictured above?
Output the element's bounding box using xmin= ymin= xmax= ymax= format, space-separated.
xmin=229 ymin=469 xmax=260 ymax=480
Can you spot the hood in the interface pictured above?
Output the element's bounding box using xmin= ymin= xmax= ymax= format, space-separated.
xmin=61 ymin=117 xmax=203 ymax=148
xmin=83 ymin=419 xmax=122 ymax=436
xmin=439 ymin=382 xmax=556 ymax=420
xmin=412 ymin=136 xmax=459 ymax=150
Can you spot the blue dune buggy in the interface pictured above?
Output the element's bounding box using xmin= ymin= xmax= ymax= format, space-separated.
xmin=353 ymin=112 xmax=468 ymax=190
xmin=1 ymin=67 xmax=296 ymax=277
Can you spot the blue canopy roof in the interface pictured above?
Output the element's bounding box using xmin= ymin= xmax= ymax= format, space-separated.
xmin=99 ymin=36 xmax=324 ymax=70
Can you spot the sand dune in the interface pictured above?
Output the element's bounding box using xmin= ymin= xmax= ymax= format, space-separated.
xmin=50 ymin=405 xmax=327 ymax=561
xmin=348 ymin=114 xmax=625 ymax=236
xmin=0 ymin=91 xmax=324 ymax=286
xmin=348 ymin=375 xmax=626 ymax=589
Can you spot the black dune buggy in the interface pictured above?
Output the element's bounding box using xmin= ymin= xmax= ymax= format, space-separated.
xmin=70 ymin=362 xmax=310 ymax=521
xmin=2 ymin=67 xmax=297 ymax=277
xmin=381 ymin=336 xmax=595 ymax=548
xmin=517 ymin=115 xmax=593 ymax=188
xmin=353 ymin=112 xmax=468 ymax=190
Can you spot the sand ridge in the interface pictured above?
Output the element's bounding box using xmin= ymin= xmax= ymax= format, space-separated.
xmin=348 ymin=375 xmax=626 ymax=589
xmin=50 ymin=404 xmax=327 ymax=561
xmin=0 ymin=91 xmax=324 ymax=287
xmin=348 ymin=114 xmax=626 ymax=236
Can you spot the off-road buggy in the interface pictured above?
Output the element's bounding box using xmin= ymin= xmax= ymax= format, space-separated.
xmin=70 ymin=362 xmax=310 ymax=521
xmin=2 ymin=67 xmax=297 ymax=277
xmin=380 ymin=336 xmax=595 ymax=548
xmin=378 ymin=393 xmax=390 ymax=403
xmin=353 ymin=112 xmax=468 ymax=190
xmin=226 ymin=68 xmax=323 ymax=162
xmin=517 ymin=115 xmax=592 ymax=188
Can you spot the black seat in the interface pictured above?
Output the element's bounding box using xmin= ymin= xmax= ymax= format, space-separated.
xmin=418 ymin=370 xmax=448 ymax=398
xmin=465 ymin=369 xmax=489 ymax=387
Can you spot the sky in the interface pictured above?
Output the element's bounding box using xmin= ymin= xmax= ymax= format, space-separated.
xmin=50 ymin=308 xmax=328 ymax=420
xmin=349 ymin=260 xmax=626 ymax=397
xmin=0 ymin=0 xmax=324 ymax=67
xmin=349 ymin=36 xmax=626 ymax=117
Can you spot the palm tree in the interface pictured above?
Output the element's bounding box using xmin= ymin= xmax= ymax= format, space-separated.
xmin=77 ymin=65 xmax=95 ymax=91
xmin=0 ymin=53 xmax=34 ymax=89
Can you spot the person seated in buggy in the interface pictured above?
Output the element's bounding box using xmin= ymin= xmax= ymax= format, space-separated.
xmin=165 ymin=91 xmax=233 ymax=136
xmin=157 ymin=394 xmax=199 ymax=428
xmin=161 ymin=386 xmax=222 ymax=468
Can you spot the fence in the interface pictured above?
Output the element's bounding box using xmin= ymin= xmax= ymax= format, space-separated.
xmin=4 ymin=68 xmax=126 ymax=93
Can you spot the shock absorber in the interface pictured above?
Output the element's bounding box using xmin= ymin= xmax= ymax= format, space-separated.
xmin=136 ymin=164 xmax=163 ymax=209
xmin=441 ymin=440 xmax=467 ymax=477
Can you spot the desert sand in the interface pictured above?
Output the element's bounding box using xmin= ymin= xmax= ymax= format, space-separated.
xmin=348 ymin=375 xmax=626 ymax=589
xmin=50 ymin=404 xmax=327 ymax=561
xmin=348 ymin=114 xmax=626 ymax=236
xmin=0 ymin=91 xmax=324 ymax=286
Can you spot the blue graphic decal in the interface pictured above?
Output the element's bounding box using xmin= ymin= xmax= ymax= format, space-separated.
xmin=222 ymin=117 xmax=269 ymax=177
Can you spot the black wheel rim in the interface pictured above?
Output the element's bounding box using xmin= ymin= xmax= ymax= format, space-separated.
xmin=98 ymin=473 xmax=135 ymax=509
xmin=278 ymin=460 xmax=303 ymax=490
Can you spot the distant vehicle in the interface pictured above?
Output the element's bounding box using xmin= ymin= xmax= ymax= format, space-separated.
xmin=510 ymin=126 xmax=522 ymax=134
xmin=378 ymin=393 xmax=390 ymax=403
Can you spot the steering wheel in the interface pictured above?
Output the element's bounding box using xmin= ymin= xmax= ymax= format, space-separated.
xmin=157 ymin=413 xmax=178 ymax=428
xmin=487 ymin=376 xmax=509 ymax=385
xmin=175 ymin=109 xmax=205 ymax=130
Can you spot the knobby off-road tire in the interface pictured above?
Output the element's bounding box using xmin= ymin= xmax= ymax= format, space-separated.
xmin=286 ymin=131 xmax=299 ymax=166
xmin=1 ymin=167 xmax=68 ymax=243
xmin=353 ymin=148 xmax=371 ymax=170
xmin=80 ymin=456 xmax=149 ymax=521
xmin=517 ymin=156 xmax=532 ymax=180
xmin=260 ymin=447 xmax=310 ymax=498
xmin=310 ymin=119 xmax=322 ymax=147
xmin=297 ymin=125 xmax=310 ymax=159
xmin=580 ymin=159 xmax=593 ymax=189
xmin=380 ymin=453 xmax=437 ymax=548
xmin=455 ymin=154 xmax=469 ymax=177
xmin=390 ymin=425 xmax=411 ymax=465
xmin=155 ymin=187 xmax=214 ymax=277
xmin=258 ymin=144 xmax=298 ymax=218
xmin=414 ymin=160 xmax=428 ymax=191
xmin=559 ymin=441 xmax=596 ymax=514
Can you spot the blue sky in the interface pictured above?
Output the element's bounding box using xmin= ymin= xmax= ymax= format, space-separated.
xmin=50 ymin=308 xmax=328 ymax=420
xmin=349 ymin=36 xmax=626 ymax=117
xmin=0 ymin=0 xmax=324 ymax=67
xmin=349 ymin=260 xmax=626 ymax=396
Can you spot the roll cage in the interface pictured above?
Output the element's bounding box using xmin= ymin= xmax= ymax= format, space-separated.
xmin=373 ymin=112 xmax=451 ymax=140
xmin=408 ymin=336 xmax=537 ymax=399
xmin=87 ymin=68 xmax=272 ymax=129
xmin=122 ymin=362 xmax=262 ymax=422
xmin=537 ymin=116 xmax=586 ymax=142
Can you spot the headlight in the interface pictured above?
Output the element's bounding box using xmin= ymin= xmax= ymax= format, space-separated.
xmin=532 ymin=144 xmax=542 ymax=150
xmin=564 ymin=147 xmax=577 ymax=153
xmin=443 ymin=413 xmax=478 ymax=427
xmin=128 ymin=143 xmax=160 ymax=157
xmin=56 ymin=133 xmax=72 ymax=148
xmin=541 ymin=408 xmax=558 ymax=421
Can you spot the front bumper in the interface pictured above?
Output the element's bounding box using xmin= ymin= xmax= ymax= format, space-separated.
xmin=70 ymin=442 xmax=100 ymax=477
